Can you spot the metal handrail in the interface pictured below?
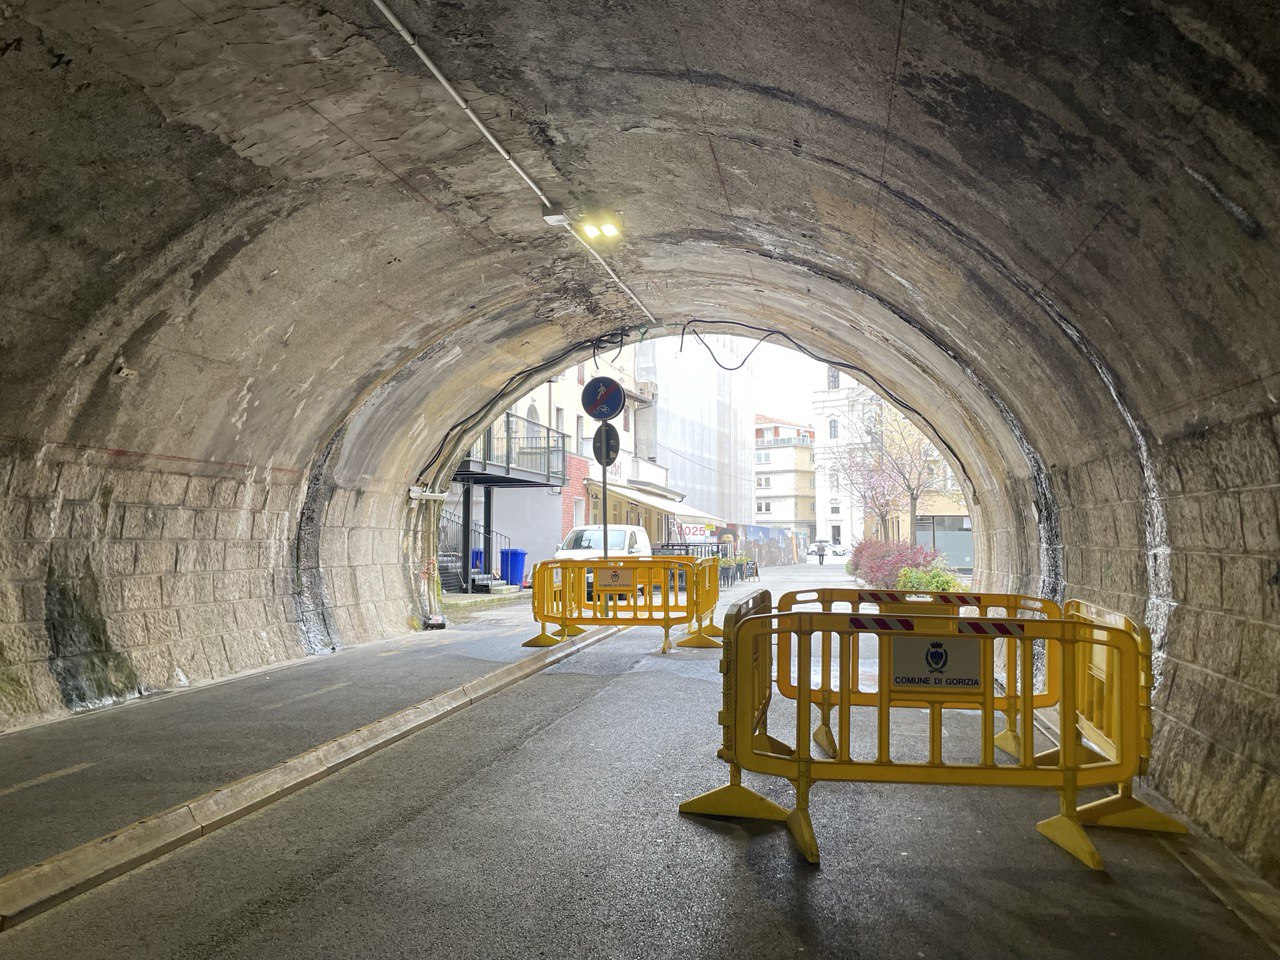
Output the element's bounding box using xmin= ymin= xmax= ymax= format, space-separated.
xmin=464 ymin=413 xmax=568 ymax=482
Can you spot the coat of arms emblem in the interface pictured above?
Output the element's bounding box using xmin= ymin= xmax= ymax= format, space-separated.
xmin=926 ymin=641 xmax=948 ymax=674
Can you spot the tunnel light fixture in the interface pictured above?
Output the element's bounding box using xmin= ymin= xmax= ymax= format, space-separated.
xmin=577 ymin=215 xmax=621 ymax=244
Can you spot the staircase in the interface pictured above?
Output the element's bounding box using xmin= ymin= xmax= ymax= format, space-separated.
xmin=438 ymin=510 xmax=515 ymax=593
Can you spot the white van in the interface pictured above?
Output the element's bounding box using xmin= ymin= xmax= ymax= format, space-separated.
xmin=555 ymin=524 xmax=652 ymax=561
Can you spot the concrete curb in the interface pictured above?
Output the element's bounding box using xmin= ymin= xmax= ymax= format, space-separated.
xmin=0 ymin=626 xmax=619 ymax=932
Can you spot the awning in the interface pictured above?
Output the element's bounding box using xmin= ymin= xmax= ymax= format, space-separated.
xmin=585 ymin=478 xmax=727 ymax=526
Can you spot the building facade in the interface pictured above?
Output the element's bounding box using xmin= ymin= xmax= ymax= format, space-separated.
xmin=634 ymin=334 xmax=753 ymax=526
xmin=752 ymin=415 xmax=817 ymax=539
xmin=812 ymin=365 xmax=878 ymax=546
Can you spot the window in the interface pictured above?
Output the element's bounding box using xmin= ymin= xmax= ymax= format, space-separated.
xmin=756 ymin=476 xmax=771 ymax=488
xmin=577 ymin=363 xmax=585 ymax=385
xmin=623 ymin=406 xmax=630 ymax=432
xmin=830 ymin=504 xmax=840 ymax=515
xmin=562 ymin=528 xmax=625 ymax=550
xmin=827 ymin=366 xmax=840 ymax=389
xmin=573 ymin=498 xmax=585 ymax=527
xmin=829 ymin=419 xmax=839 ymax=439
xmin=756 ymin=500 xmax=772 ymax=513
xmin=755 ymin=451 xmax=771 ymax=464
xmin=575 ymin=415 xmax=584 ymax=454
xmin=555 ymin=407 xmax=564 ymax=434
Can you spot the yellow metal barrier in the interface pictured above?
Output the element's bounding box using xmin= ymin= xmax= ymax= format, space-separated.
xmin=1059 ymin=599 xmax=1185 ymax=836
xmin=773 ymin=588 xmax=1061 ymax=761
xmin=525 ymin=556 xmax=722 ymax=653
xmin=681 ymin=589 xmax=1175 ymax=869
xmin=679 ymin=557 xmax=724 ymax=649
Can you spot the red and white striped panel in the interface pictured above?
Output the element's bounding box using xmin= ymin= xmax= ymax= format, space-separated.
xmin=957 ymin=620 xmax=1024 ymax=636
xmin=860 ymin=591 xmax=906 ymax=603
xmin=848 ymin=615 xmax=915 ymax=631
xmin=932 ymin=593 xmax=982 ymax=605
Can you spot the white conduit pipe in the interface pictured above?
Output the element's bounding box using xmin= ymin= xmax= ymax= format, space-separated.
xmin=371 ymin=0 xmax=666 ymax=332
xmin=370 ymin=0 xmax=552 ymax=208
xmin=563 ymin=226 xmax=660 ymax=328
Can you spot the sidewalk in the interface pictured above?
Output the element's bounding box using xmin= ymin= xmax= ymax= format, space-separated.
xmin=0 ymin=598 xmax=550 ymax=877
xmin=0 ymin=562 xmax=831 ymax=880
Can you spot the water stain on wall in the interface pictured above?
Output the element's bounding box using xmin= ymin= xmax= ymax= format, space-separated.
xmin=44 ymin=560 xmax=140 ymax=710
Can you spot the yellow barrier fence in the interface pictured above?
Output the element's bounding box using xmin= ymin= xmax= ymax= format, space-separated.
xmin=1057 ymin=599 xmax=1185 ymax=836
xmin=525 ymin=556 xmax=722 ymax=653
xmin=773 ymin=588 xmax=1061 ymax=760
xmin=681 ymin=588 xmax=1181 ymax=869
xmin=680 ymin=557 xmax=724 ymax=648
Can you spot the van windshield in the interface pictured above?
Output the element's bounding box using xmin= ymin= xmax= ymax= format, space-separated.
xmin=562 ymin=529 xmax=625 ymax=550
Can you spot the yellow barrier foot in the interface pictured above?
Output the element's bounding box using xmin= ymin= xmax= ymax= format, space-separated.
xmin=1037 ymin=814 xmax=1105 ymax=870
xmin=1076 ymin=793 xmax=1188 ymax=834
xmin=678 ymin=629 xmax=723 ymax=649
xmin=563 ymin=623 xmax=587 ymax=637
xmin=679 ymin=784 xmax=790 ymax=822
xmin=812 ymin=723 xmax=838 ymax=759
xmin=753 ymin=733 xmax=794 ymax=756
xmin=993 ymin=728 xmax=1022 ymax=761
xmin=703 ymin=622 xmax=725 ymax=638
xmin=786 ymin=808 xmax=820 ymax=865
xmin=1035 ymin=743 xmax=1107 ymax=767
xmin=522 ymin=631 xmax=565 ymax=647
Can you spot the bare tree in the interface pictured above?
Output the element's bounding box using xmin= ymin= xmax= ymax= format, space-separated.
xmin=837 ymin=448 xmax=904 ymax=541
xmin=839 ymin=402 xmax=955 ymax=543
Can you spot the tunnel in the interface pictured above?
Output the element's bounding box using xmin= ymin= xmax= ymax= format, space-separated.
xmin=1 ymin=0 xmax=1278 ymax=898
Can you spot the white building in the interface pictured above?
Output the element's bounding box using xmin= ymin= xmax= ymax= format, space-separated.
xmin=753 ymin=415 xmax=816 ymax=538
xmin=812 ymin=365 xmax=878 ymax=547
xmin=634 ymin=334 xmax=753 ymax=526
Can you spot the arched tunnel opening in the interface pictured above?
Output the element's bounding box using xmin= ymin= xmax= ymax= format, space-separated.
xmin=1 ymin=0 xmax=1278 ymax=948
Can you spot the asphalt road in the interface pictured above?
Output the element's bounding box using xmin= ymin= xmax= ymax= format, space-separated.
xmin=2 ymin=561 xmax=1271 ymax=959
xmin=0 ymin=597 xmax=546 ymax=874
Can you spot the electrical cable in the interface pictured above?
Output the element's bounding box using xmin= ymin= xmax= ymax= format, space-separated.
xmin=676 ymin=318 xmax=972 ymax=484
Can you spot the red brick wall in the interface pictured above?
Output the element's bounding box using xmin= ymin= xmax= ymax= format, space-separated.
xmin=561 ymin=454 xmax=590 ymax=537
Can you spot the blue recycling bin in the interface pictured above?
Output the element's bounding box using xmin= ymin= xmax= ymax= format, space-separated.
xmin=500 ymin=548 xmax=528 ymax=587
xmin=470 ymin=548 xmax=485 ymax=571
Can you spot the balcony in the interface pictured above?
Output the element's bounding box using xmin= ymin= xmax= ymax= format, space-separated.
xmin=454 ymin=412 xmax=568 ymax=487
xmin=755 ymin=435 xmax=814 ymax=447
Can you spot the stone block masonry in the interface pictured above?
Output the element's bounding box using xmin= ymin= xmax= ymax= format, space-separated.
xmin=1050 ymin=409 xmax=1280 ymax=888
xmin=0 ymin=444 xmax=424 ymax=731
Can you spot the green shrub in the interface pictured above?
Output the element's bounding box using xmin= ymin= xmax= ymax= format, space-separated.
xmin=896 ymin=564 xmax=962 ymax=592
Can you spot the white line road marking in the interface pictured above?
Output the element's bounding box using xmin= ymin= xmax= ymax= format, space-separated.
xmin=261 ymin=682 xmax=352 ymax=711
xmin=0 ymin=761 xmax=96 ymax=798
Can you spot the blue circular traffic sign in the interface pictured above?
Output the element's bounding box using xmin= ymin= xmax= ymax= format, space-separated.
xmin=582 ymin=376 xmax=625 ymax=421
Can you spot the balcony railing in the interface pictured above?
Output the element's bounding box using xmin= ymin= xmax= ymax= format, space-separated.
xmin=756 ymin=435 xmax=814 ymax=447
xmin=462 ymin=412 xmax=568 ymax=484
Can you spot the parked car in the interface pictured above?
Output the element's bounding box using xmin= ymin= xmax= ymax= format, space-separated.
xmin=555 ymin=525 xmax=653 ymax=597
xmin=555 ymin=525 xmax=652 ymax=560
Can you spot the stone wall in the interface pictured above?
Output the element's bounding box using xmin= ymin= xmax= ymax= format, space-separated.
xmin=1053 ymin=411 xmax=1280 ymax=886
xmin=0 ymin=443 xmax=425 ymax=730
xmin=310 ymin=481 xmax=423 ymax=642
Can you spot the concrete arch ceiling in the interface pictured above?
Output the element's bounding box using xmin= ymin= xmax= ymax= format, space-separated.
xmin=9 ymin=0 xmax=1277 ymax=586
